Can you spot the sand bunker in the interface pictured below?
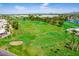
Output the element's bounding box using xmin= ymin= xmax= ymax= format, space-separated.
xmin=9 ymin=41 xmax=23 ymax=46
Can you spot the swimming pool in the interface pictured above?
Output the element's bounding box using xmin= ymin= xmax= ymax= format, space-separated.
xmin=67 ymin=20 xmax=79 ymax=24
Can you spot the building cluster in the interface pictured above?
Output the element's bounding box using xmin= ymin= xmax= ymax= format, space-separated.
xmin=66 ymin=28 xmax=79 ymax=36
xmin=0 ymin=19 xmax=8 ymax=37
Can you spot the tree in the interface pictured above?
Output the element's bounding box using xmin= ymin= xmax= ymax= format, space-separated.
xmin=28 ymin=15 xmax=35 ymax=21
xmin=49 ymin=16 xmax=65 ymax=27
xmin=12 ymin=20 xmax=19 ymax=30
xmin=50 ymin=17 xmax=57 ymax=25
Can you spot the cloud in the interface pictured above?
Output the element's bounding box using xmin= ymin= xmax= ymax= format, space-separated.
xmin=39 ymin=3 xmax=74 ymax=13
xmin=15 ymin=6 xmax=27 ymax=11
xmin=39 ymin=3 xmax=53 ymax=13
xmin=40 ymin=3 xmax=49 ymax=9
xmin=42 ymin=3 xmax=49 ymax=7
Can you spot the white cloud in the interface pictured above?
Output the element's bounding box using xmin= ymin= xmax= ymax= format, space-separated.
xmin=39 ymin=3 xmax=53 ymax=13
xmin=40 ymin=3 xmax=73 ymax=13
xmin=15 ymin=6 xmax=27 ymax=11
xmin=40 ymin=3 xmax=49 ymax=9
xmin=42 ymin=3 xmax=49 ymax=7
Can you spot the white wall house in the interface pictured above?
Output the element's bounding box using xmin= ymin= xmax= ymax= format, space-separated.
xmin=0 ymin=19 xmax=7 ymax=35
xmin=66 ymin=28 xmax=79 ymax=36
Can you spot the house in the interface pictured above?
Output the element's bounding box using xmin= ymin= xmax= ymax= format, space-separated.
xmin=67 ymin=16 xmax=79 ymax=24
xmin=0 ymin=19 xmax=7 ymax=28
xmin=66 ymin=28 xmax=79 ymax=36
xmin=66 ymin=28 xmax=74 ymax=33
xmin=0 ymin=19 xmax=8 ymax=38
xmin=67 ymin=19 xmax=79 ymax=24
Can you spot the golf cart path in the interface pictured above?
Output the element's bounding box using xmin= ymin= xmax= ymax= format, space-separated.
xmin=0 ymin=49 xmax=16 ymax=56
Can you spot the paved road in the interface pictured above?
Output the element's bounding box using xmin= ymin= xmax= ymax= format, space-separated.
xmin=0 ymin=50 xmax=16 ymax=56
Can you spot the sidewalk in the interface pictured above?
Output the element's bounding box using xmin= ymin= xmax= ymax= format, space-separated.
xmin=0 ymin=49 xmax=16 ymax=56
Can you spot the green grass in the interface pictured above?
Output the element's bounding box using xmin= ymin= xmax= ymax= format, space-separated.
xmin=63 ymin=21 xmax=79 ymax=29
xmin=0 ymin=20 xmax=79 ymax=56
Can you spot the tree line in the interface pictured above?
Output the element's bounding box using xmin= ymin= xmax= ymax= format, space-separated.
xmin=22 ymin=15 xmax=67 ymax=27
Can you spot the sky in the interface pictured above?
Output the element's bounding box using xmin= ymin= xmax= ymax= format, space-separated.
xmin=0 ymin=3 xmax=79 ymax=14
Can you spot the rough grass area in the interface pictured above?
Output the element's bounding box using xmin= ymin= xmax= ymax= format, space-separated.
xmin=0 ymin=20 xmax=79 ymax=56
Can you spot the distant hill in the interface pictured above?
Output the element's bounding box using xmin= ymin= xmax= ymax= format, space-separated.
xmin=66 ymin=12 xmax=79 ymax=14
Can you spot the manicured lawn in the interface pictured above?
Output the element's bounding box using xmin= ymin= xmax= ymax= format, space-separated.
xmin=0 ymin=19 xmax=79 ymax=56
xmin=63 ymin=21 xmax=79 ymax=29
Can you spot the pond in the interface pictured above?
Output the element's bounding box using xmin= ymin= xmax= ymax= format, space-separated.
xmin=67 ymin=20 xmax=79 ymax=24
